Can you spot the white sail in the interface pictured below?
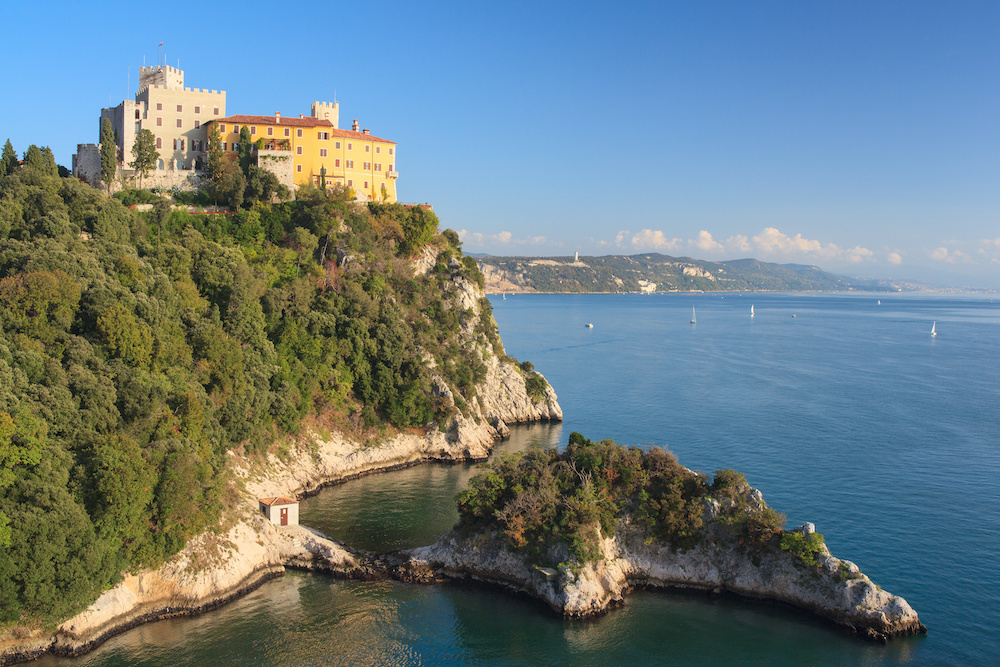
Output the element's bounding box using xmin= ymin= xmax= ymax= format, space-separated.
xmin=931 ymin=321 xmax=937 ymax=337
xmin=690 ymin=307 xmax=696 ymax=324
xmin=751 ymin=304 xmax=754 ymax=318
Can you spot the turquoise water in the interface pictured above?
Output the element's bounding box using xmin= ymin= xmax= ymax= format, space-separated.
xmin=36 ymin=293 xmax=1000 ymax=666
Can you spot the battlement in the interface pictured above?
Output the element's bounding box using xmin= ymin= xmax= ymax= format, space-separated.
xmin=139 ymin=64 xmax=183 ymax=90
xmin=311 ymin=101 xmax=339 ymax=129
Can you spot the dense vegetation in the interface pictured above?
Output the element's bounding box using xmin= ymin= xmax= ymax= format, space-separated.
xmin=0 ymin=139 xmax=502 ymax=627
xmin=478 ymin=254 xmax=898 ymax=293
xmin=456 ymin=433 xmax=793 ymax=566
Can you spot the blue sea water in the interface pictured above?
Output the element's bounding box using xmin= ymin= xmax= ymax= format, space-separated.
xmin=36 ymin=293 xmax=1000 ymax=666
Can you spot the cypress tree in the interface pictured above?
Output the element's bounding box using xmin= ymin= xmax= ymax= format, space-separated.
xmin=100 ymin=118 xmax=117 ymax=191
xmin=0 ymin=139 xmax=16 ymax=176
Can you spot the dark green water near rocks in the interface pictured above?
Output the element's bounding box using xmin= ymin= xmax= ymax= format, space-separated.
xmin=37 ymin=293 xmax=1000 ymax=665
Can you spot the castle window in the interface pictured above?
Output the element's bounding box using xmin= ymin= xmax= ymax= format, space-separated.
xmin=195 ymin=106 xmax=201 ymax=114
xmin=135 ymin=110 xmax=140 ymax=119
xmin=180 ymin=140 xmax=185 ymax=151
xmin=157 ymin=158 xmax=164 ymax=169
xmin=233 ymin=125 xmax=240 ymax=134
xmin=194 ymin=120 xmax=200 ymax=129
xmin=389 ymin=164 xmax=393 ymax=171
xmin=173 ymin=139 xmax=177 ymax=150
xmin=251 ymin=126 xmax=256 ymax=135
xmin=296 ymin=146 xmax=303 ymax=155
xmin=297 ymin=129 xmax=303 ymax=138
xmin=334 ymin=141 xmax=340 ymax=149
xmin=363 ymin=162 xmax=370 ymax=170
xmin=222 ymin=142 xmax=227 ymax=150
xmin=320 ymin=148 xmax=328 ymax=157
xmin=177 ymin=104 xmax=183 ymax=112
xmin=376 ymin=146 xmax=380 ymax=154
xmin=335 ymin=159 xmax=340 ymax=167
xmin=347 ymin=160 xmax=353 ymax=168
xmin=389 ymin=148 xmax=393 ymax=155
xmin=365 ymin=145 xmax=370 ymax=153
xmin=233 ymin=142 xmax=239 ymax=152
xmin=219 ymin=124 xmax=226 ymax=132
xmin=364 ymin=181 xmax=368 ymax=189
xmin=214 ymin=107 xmax=219 ymax=115
xmin=156 ymin=117 xmax=162 ymax=127
xmin=156 ymin=103 xmax=162 ymax=111
xmin=267 ymin=127 xmax=273 ymax=136
xmin=347 ymin=179 xmax=353 ymax=187
xmin=284 ymin=128 xmax=290 ymax=137
xmin=176 ymin=119 xmax=183 ymax=128
xmin=156 ymin=137 xmax=162 ymax=148
xmin=375 ymin=163 xmax=380 ymax=171
xmin=296 ymin=164 xmax=302 ymax=173
xmin=347 ymin=143 xmax=353 ymax=151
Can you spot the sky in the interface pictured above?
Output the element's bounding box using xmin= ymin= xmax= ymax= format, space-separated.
xmin=2 ymin=1 xmax=997 ymax=288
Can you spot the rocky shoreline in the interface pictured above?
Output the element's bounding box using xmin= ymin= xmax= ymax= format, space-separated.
xmin=399 ymin=519 xmax=926 ymax=644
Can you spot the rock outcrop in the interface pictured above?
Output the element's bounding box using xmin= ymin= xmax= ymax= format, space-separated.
xmin=402 ymin=520 xmax=925 ymax=644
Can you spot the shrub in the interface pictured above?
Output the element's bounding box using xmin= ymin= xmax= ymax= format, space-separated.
xmin=780 ymin=531 xmax=826 ymax=566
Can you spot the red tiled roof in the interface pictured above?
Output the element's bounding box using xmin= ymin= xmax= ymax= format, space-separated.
xmin=209 ymin=115 xmax=396 ymax=143
xmin=213 ymin=115 xmax=333 ymax=128
xmin=259 ymin=496 xmax=298 ymax=506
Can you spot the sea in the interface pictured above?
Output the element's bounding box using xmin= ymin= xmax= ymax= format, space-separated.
xmin=36 ymin=293 xmax=1000 ymax=666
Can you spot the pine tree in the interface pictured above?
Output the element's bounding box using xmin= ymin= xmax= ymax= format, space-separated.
xmin=100 ymin=118 xmax=117 ymax=191
xmin=130 ymin=129 xmax=157 ymax=189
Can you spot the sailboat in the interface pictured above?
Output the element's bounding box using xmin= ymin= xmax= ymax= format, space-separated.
xmin=690 ymin=307 xmax=697 ymax=324
xmin=931 ymin=321 xmax=937 ymax=337
xmin=750 ymin=304 xmax=754 ymax=318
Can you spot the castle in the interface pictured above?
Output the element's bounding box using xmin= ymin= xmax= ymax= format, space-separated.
xmin=72 ymin=64 xmax=397 ymax=202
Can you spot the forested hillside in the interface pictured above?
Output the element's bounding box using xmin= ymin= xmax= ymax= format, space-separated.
xmin=478 ymin=254 xmax=900 ymax=293
xmin=0 ymin=140 xmax=515 ymax=628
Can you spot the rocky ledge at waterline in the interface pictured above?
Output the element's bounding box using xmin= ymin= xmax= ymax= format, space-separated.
xmin=397 ymin=436 xmax=925 ymax=643
xmin=400 ymin=522 xmax=924 ymax=643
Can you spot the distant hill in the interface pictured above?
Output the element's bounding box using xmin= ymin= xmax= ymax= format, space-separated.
xmin=477 ymin=253 xmax=903 ymax=293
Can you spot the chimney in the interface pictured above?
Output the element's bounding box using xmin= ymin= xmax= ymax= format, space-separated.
xmin=352 ymin=119 xmax=359 ymax=132
xmin=300 ymin=114 xmax=305 ymax=118
xmin=275 ymin=112 xmax=281 ymax=123
xmin=363 ymin=129 xmax=370 ymax=135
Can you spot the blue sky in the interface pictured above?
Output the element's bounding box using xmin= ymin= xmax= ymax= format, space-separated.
xmin=2 ymin=1 xmax=997 ymax=287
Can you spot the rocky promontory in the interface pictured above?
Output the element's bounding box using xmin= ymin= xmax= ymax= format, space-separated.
xmin=401 ymin=520 xmax=924 ymax=643
xmin=398 ymin=434 xmax=925 ymax=644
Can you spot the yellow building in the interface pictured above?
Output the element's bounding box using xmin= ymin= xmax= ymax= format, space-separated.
xmin=205 ymin=110 xmax=398 ymax=202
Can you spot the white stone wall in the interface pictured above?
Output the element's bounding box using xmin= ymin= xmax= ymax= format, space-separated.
xmin=72 ymin=144 xmax=101 ymax=187
xmin=257 ymin=150 xmax=296 ymax=194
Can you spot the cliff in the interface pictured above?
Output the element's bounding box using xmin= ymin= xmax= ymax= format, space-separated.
xmin=402 ymin=518 xmax=924 ymax=643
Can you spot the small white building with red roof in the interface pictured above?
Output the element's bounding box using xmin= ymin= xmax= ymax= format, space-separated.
xmin=258 ymin=496 xmax=299 ymax=526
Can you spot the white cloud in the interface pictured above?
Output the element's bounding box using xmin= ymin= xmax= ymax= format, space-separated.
xmin=844 ymin=246 xmax=874 ymax=263
xmin=725 ymin=234 xmax=752 ymax=253
xmin=693 ymin=230 xmax=724 ymax=253
xmin=887 ymin=252 xmax=902 ymax=265
xmin=614 ymin=230 xmax=629 ymax=247
xmin=631 ymin=229 xmax=683 ymax=250
xmin=458 ymin=229 xmax=551 ymax=248
xmin=930 ymin=246 xmax=950 ymax=262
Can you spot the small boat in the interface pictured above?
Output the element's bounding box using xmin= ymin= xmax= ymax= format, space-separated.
xmin=877 ymin=299 xmax=881 ymax=305
xmin=792 ymin=314 xmax=797 ymax=318
xmin=690 ymin=307 xmax=697 ymax=324
xmin=751 ymin=304 xmax=754 ymax=318
xmin=585 ymin=322 xmax=594 ymax=328
xmin=931 ymin=321 xmax=937 ymax=337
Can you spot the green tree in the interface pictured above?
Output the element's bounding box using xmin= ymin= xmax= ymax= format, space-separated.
xmin=205 ymin=126 xmax=226 ymax=181
xmin=0 ymin=139 xmax=16 ymax=176
xmin=130 ymin=129 xmax=158 ymax=189
xmin=100 ymin=118 xmax=118 ymax=192
xmin=237 ymin=126 xmax=254 ymax=174
xmin=22 ymin=144 xmax=46 ymax=173
xmin=97 ymin=302 xmax=153 ymax=368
